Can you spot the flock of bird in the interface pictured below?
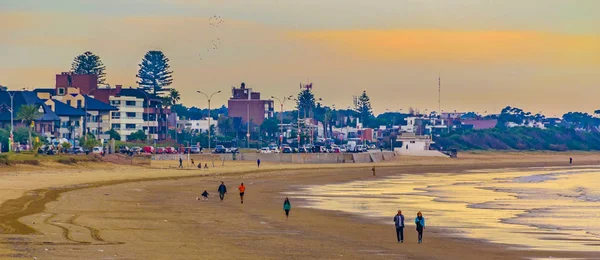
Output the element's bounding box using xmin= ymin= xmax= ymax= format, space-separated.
xmin=199 ymin=15 xmax=225 ymax=60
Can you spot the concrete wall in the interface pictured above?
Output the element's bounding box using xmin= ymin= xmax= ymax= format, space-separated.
xmin=394 ymin=149 xmax=449 ymax=157
xmin=152 ymin=152 xmax=398 ymax=164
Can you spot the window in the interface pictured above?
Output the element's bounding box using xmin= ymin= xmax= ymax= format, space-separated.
xmin=112 ymin=124 xmax=121 ymax=129
xmin=110 ymin=100 xmax=121 ymax=106
xmin=111 ymin=112 xmax=121 ymax=119
xmin=77 ymin=100 xmax=82 ymax=108
xmin=126 ymin=112 xmax=136 ymax=118
xmin=57 ymin=88 xmax=65 ymax=95
xmin=126 ymin=124 xmax=136 ymax=129
xmin=126 ymin=100 xmax=136 ymax=106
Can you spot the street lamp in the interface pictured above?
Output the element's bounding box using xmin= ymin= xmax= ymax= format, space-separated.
xmin=290 ymin=97 xmax=301 ymax=150
xmin=3 ymin=90 xmax=15 ymax=151
xmin=197 ymin=90 xmax=221 ymax=152
xmin=271 ymin=95 xmax=292 ymax=150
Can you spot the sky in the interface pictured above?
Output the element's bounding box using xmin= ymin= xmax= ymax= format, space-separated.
xmin=1 ymin=0 xmax=599 ymax=116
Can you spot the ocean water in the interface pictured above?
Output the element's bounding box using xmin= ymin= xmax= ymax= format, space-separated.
xmin=286 ymin=167 xmax=600 ymax=252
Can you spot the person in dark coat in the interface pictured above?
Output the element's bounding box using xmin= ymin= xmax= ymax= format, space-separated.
xmin=179 ymin=157 xmax=183 ymax=168
xmin=257 ymin=159 xmax=261 ymax=168
xmin=415 ymin=211 xmax=425 ymax=244
xmin=217 ymin=181 xmax=227 ymax=201
xmin=393 ymin=210 xmax=405 ymax=243
xmin=283 ymin=197 xmax=292 ymax=219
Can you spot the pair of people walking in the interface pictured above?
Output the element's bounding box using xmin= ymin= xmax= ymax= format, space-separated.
xmin=394 ymin=211 xmax=425 ymax=244
xmin=216 ymin=182 xmax=246 ymax=203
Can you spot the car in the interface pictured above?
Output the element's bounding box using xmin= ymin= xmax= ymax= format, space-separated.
xmin=142 ymin=146 xmax=155 ymax=154
xmin=92 ymin=146 xmax=104 ymax=154
xmin=332 ymin=147 xmax=341 ymax=153
xmin=298 ymin=147 xmax=309 ymax=153
xmin=165 ymin=147 xmax=178 ymax=154
xmin=184 ymin=145 xmax=201 ymax=154
xmin=156 ymin=147 xmax=167 ymax=154
xmin=213 ymin=145 xmax=227 ymax=154
xmin=282 ymin=147 xmax=293 ymax=153
xmin=259 ymin=147 xmax=271 ymax=154
xmin=229 ymin=147 xmax=239 ymax=154
xmin=68 ymin=146 xmax=85 ymax=154
xmin=268 ymin=146 xmax=280 ymax=153
xmin=118 ymin=146 xmax=130 ymax=154
xmin=130 ymin=146 xmax=142 ymax=154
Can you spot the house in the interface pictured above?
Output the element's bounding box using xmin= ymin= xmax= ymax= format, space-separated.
xmin=83 ymin=96 xmax=117 ymax=140
xmin=461 ymin=119 xmax=498 ymax=130
xmin=177 ymin=118 xmax=217 ymax=133
xmin=0 ymin=90 xmax=61 ymax=142
xmin=394 ymin=132 xmax=448 ymax=157
xmin=44 ymin=99 xmax=85 ymax=140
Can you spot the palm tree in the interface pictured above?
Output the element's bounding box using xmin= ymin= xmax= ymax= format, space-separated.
xmin=160 ymin=89 xmax=180 ymax=140
xmin=17 ymin=104 xmax=43 ymax=147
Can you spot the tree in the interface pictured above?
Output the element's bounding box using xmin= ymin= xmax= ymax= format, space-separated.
xmin=136 ymin=51 xmax=173 ymax=95
xmin=354 ymin=91 xmax=373 ymax=127
xmin=106 ymin=128 xmax=121 ymax=141
xmin=71 ymin=51 xmax=106 ymax=84
xmin=128 ymin=130 xmax=147 ymax=141
xmin=296 ymin=89 xmax=315 ymax=118
xmin=16 ymin=104 xmax=43 ymax=146
xmin=260 ymin=118 xmax=279 ymax=137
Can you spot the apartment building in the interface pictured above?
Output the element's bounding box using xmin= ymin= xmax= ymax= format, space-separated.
xmin=108 ymin=93 xmax=145 ymax=141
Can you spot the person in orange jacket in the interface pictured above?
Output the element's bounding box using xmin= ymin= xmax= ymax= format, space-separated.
xmin=238 ymin=183 xmax=246 ymax=204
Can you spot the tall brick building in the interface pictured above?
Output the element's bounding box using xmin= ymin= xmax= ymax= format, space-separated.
xmin=227 ymin=83 xmax=273 ymax=125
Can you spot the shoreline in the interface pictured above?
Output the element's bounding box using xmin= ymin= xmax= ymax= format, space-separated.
xmin=1 ymin=154 xmax=599 ymax=259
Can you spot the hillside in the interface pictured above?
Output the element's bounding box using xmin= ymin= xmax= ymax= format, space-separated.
xmin=434 ymin=127 xmax=600 ymax=151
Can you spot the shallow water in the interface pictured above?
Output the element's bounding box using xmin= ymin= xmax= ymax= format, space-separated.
xmin=286 ymin=166 xmax=600 ymax=252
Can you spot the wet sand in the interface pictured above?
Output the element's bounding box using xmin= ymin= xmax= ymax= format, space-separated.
xmin=0 ymin=152 xmax=599 ymax=259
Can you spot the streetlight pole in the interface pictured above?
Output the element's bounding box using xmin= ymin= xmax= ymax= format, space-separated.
xmin=197 ymin=90 xmax=221 ymax=152
xmin=5 ymin=90 xmax=15 ymax=152
xmin=271 ymin=95 xmax=291 ymax=150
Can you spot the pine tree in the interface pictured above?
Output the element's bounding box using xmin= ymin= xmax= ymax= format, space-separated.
xmin=355 ymin=91 xmax=373 ymax=126
xmin=71 ymin=51 xmax=106 ymax=84
xmin=136 ymin=51 xmax=173 ymax=95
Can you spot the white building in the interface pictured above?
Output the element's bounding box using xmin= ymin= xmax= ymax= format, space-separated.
xmin=394 ymin=132 xmax=448 ymax=157
xmin=109 ymin=95 xmax=145 ymax=141
xmin=177 ymin=118 xmax=217 ymax=133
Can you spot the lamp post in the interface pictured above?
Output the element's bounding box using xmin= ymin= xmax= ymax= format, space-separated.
xmin=4 ymin=90 xmax=15 ymax=151
xmin=197 ymin=90 xmax=221 ymax=152
xmin=290 ymin=97 xmax=301 ymax=150
xmin=271 ymin=95 xmax=292 ymax=150
xmin=139 ymin=90 xmax=151 ymax=144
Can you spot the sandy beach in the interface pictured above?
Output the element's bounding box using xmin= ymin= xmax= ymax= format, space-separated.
xmin=0 ymin=152 xmax=599 ymax=259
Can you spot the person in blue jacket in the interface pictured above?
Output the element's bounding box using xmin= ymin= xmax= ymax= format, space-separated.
xmin=393 ymin=210 xmax=405 ymax=243
xmin=217 ymin=181 xmax=227 ymax=201
xmin=415 ymin=211 xmax=425 ymax=244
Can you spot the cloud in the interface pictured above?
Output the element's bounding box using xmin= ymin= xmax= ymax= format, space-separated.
xmin=291 ymin=29 xmax=600 ymax=66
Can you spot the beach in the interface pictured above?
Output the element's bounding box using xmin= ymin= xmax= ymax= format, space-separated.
xmin=0 ymin=152 xmax=599 ymax=259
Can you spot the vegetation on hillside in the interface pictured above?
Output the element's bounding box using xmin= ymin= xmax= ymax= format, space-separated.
xmin=435 ymin=127 xmax=600 ymax=151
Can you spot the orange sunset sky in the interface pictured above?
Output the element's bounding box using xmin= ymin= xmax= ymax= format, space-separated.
xmin=1 ymin=0 xmax=599 ymax=115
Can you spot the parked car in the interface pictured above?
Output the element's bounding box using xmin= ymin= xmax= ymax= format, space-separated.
xmin=184 ymin=145 xmax=201 ymax=154
xmin=332 ymin=147 xmax=341 ymax=153
xmin=259 ymin=147 xmax=271 ymax=154
xmin=282 ymin=147 xmax=293 ymax=153
xmin=118 ymin=146 xmax=130 ymax=154
xmin=156 ymin=147 xmax=167 ymax=154
xmin=142 ymin=146 xmax=155 ymax=154
xmin=165 ymin=147 xmax=177 ymax=154
xmin=130 ymin=146 xmax=142 ymax=154
xmin=298 ymin=147 xmax=309 ymax=153
xmin=268 ymin=146 xmax=280 ymax=153
xmin=68 ymin=146 xmax=85 ymax=154
xmin=213 ymin=145 xmax=228 ymax=154
xmin=92 ymin=146 xmax=104 ymax=154
xmin=229 ymin=147 xmax=239 ymax=154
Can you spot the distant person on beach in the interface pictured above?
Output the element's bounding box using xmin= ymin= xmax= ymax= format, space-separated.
xmin=217 ymin=182 xmax=227 ymax=201
xmin=283 ymin=197 xmax=291 ymax=219
xmin=179 ymin=158 xmax=183 ymax=168
xmin=394 ymin=210 xmax=405 ymax=243
xmin=570 ymin=157 xmax=573 ymax=165
xmin=415 ymin=211 xmax=425 ymax=244
xmin=197 ymin=163 xmax=202 ymax=169
xmin=372 ymin=166 xmax=376 ymax=176
xmin=204 ymin=163 xmax=209 ymax=169
xmin=257 ymin=159 xmax=261 ymax=168
xmin=238 ymin=183 xmax=246 ymax=204
xmin=191 ymin=159 xmax=195 ymax=167
xmin=201 ymin=190 xmax=209 ymax=200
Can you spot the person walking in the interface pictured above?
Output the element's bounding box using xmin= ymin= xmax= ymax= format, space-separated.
xmin=201 ymin=190 xmax=209 ymax=201
xmin=415 ymin=211 xmax=425 ymax=244
xmin=238 ymin=183 xmax=246 ymax=204
xmin=217 ymin=181 xmax=227 ymax=201
xmin=179 ymin=157 xmax=183 ymax=168
xmin=393 ymin=210 xmax=405 ymax=243
xmin=283 ymin=197 xmax=292 ymax=219
xmin=570 ymin=157 xmax=573 ymax=165
xmin=372 ymin=166 xmax=376 ymax=176
xmin=191 ymin=159 xmax=195 ymax=167
xmin=257 ymin=159 xmax=261 ymax=168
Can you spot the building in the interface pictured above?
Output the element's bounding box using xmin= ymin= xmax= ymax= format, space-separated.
xmin=105 ymin=88 xmax=145 ymax=141
xmin=83 ymin=96 xmax=117 ymax=140
xmin=461 ymin=119 xmax=498 ymax=130
xmin=227 ymin=83 xmax=274 ymax=125
xmin=394 ymin=132 xmax=448 ymax=157
xmin=43 ymin=99 xmax=85 ymax=140
xmin=0 ymin=90 xmax=61 ymax=143
xmin=177 ymin=118 xmax=217 ymax=133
